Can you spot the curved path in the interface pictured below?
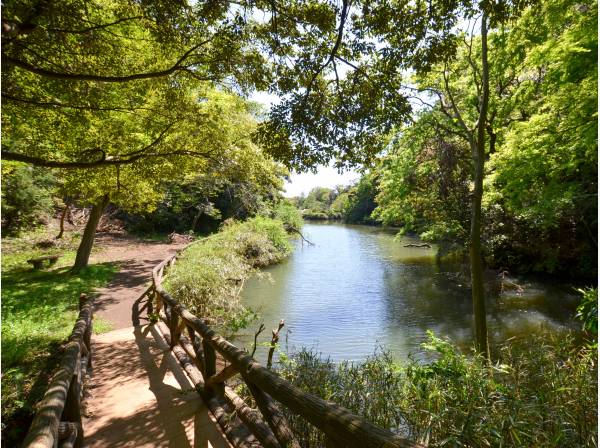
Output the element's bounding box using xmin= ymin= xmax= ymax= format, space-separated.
xmin=83 ymin=234 xmax=230 ymax=447
xmin=90 ymin=234 xmax=186 ymax=329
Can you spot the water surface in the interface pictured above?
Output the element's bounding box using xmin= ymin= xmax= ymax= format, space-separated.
xmin=238 ymin=222 xmax=579 ymax=362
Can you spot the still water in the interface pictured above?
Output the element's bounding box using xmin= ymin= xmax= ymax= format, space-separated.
xmin=238 ymin=222 xmax=580 ymax=363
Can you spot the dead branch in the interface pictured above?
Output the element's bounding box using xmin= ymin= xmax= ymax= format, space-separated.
xmin=251 ymin=323 xmax=266 ymax=358
xmin=286 ymin=227 xmax=315 ymax=246
xmin=267 ymin=320 xmax=285 ymax=369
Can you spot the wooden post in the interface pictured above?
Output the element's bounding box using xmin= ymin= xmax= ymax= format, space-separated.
xmin=248 ymin=383 xmax=301 ymax=448
xmin=267 ymin=320 xmax=285 ymax=369
xmin=187 ymin=325 xmax=205 ymax=373
xmin=62 ymin=351 xmax=83 ymax=447
xmin=202 ymin=338 xmax=221 ymax=397
xmin=78 ymin=293 xmax=86 ymax=311
xmin=170 ymin=313 xmax=182 ymax=349
xmin=147 ymin=287 xmax=154 ymax=317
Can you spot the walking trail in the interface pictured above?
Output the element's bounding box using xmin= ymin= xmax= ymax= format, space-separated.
xmin=82 ymin=234 xmax=230 ymax=448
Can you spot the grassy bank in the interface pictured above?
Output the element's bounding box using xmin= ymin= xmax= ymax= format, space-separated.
xmin=1 ymin=233 xmax=117 ymax=444
xmin=276 ymin=333 xmax=597 ymax=447
xmin=164 ymin=216 xmax=293 ymax=334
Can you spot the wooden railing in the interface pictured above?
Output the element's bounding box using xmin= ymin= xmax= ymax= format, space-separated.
xmin=149 ymin=250 xmax=422 ymax=448
xmin=22 ymin=294 xmax=93 ymax=448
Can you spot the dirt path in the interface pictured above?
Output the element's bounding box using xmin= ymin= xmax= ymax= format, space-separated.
xmin=91 ymin=233 xmax=187 ymax=329
xmin=84 ymin=326 xmax=230 ymax=448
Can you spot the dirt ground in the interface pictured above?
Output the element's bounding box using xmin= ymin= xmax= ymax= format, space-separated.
xmin=91 ymin=233 xmax=187 ymax=329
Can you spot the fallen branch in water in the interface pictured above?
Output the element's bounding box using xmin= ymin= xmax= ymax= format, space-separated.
xmin=499 ymin=270 xmax=525 ymax=295
xmin=404 ymin=243 xmax=431 ymax=248
xmin=286 ymin=226 xmax=315 ymax=246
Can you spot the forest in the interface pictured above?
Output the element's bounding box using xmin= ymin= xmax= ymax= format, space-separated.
xmin=1 ymin=0 xmax=597 ymax=446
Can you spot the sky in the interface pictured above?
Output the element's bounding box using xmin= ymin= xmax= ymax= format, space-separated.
xmin=250 ymin=91 xmax=360 ymax=198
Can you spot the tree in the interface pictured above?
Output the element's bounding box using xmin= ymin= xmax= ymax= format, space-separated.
xmin=1 ymin=0 xmax=363 ymax=269
xmin=57 ymin=89 xmax=273 ymax=270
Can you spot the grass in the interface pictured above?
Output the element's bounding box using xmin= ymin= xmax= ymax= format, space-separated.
xmin=275 ymin=332 xmax=597 ymax=447
xmin=164 ymin=217 xmax=292 ymax=334
xmin=1 ymin=231 xmax=118 ymax=445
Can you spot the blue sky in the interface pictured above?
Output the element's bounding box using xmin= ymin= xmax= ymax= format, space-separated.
xmin=250 ymin=91 xmax=359 ymax=197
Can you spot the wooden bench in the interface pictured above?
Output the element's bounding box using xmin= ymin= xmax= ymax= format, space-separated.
xmin=27 ymin=255 xmax=60 ymax=269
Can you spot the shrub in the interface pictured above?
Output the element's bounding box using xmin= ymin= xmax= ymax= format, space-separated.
xmin=163 ymin=217 xmax=291 ymax=333
xmin=576 ymin=287 xmax=598 ymax=336
xmin=277 ymin=333 xmax=597 ymax=447
xmin=1 ymin=164 xmax=56 ymax=234
xmin=273 ymin=201 xmax=303 ymax=231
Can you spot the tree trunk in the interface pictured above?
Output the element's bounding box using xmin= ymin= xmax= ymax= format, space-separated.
xmin=470 ymin=12 xmax=490 ymax=359
xmin=72 ymin=195 xmax=109 ymax=272
xmin=55 ymin=202 xmax=70 ymax=239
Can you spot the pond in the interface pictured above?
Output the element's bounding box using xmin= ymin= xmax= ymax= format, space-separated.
xmin=237 ymin=222 xmax=580 ymax=363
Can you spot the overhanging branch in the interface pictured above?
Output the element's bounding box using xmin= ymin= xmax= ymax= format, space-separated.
xmin=2 ymin=149 xmax=214 ymax=169
xmin=2 ymin=38 xmax=214 ymax=82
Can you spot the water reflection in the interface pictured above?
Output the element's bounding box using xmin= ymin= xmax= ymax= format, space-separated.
xmin=237 ymin=223 xmax=580 ymax=363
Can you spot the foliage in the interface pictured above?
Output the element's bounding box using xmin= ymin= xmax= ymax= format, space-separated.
xmin=272 ymin=201 xmax=304 ymax=231
xmin=122 ymin=134 xmax=288 ymax=235
xmin=1 ymin=249 xmax=116 ymax=445
xmin=375 ymin=116 xmax=471 ymax=242
xmin=278 ymin=333 xmax=597 ymax=447
xmin=293 ymin=178 xmax=380 ymax=224
xmin=295 ymin=187 xmax=341 ymax=220
xmin=163 ymin=217 xmax=292 ymax=333
xmin=576 ymin=287 xmax=598 ymax=336
xmin=343 ymin=173 xmax=380 ymax=224
xmin=1 ymin=162 xmax=56 ymax=234
xmin=375 ymin=0 xmax=597 ymax=277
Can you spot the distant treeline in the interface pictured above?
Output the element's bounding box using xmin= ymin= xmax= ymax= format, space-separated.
xmin=289 ymin=175 xmax=379 ymax=224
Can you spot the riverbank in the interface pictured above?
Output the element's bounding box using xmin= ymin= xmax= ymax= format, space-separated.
xmin=277 ymin=332 xmax=597 ymax=447
xmin=163 ymin=217 xmax=295 ymax=334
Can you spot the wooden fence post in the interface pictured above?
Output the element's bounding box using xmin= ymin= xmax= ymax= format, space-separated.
xmin=62 ymin=351 xmax=83 ymax=447
xmin=202 ymin=339 xmax=221 ymax=397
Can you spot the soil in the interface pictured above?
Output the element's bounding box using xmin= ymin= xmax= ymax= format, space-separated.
xmin=91 ymin=233 xmax=187 ymax=329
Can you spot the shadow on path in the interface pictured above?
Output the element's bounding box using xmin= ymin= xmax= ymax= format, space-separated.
xmin=83 ymin=325 xmax=230 ymax=448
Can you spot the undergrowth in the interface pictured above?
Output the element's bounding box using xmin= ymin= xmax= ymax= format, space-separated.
xmin=277 ymin=333 xmax=597 ymax=447
xmin=163 ymin=217 xmax=293 ymax=334
xmin=1 ymin=237 xmax=117 ymax=445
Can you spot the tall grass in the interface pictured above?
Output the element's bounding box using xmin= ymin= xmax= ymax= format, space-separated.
xmin=277 ymin=333 xmax=597 ymax=447
xmin=163 ymin=217 xmax=292 ymax=333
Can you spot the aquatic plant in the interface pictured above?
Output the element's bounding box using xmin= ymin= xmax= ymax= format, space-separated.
xmin=277 ymin=333 xmax=597 ymax=447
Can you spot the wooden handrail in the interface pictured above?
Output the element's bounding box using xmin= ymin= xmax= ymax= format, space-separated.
xmin=151 ymin=243 xmax=422 ymax=448
xmin=22 ymin=294 xmax=93 ymax=448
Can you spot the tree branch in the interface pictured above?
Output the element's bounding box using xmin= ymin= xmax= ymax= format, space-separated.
xmin=303 ymin=0 xmax=349 ymax=99
xmin=1 ymin=149 xmax=215 ymax=168
xmin=2 ymin=38 xmax=214 ymax=82
xmin=46 ymin=16 xmax=145 ymax=34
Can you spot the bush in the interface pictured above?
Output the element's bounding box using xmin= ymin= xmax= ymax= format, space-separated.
xmin=576 ymin=287 xmax=598 ymax=336
xmin=273 ymin=201 xmax=303 ymax=231
xmin=277 ymin=333 xmax=597 ymax=447
xmin=163 ymin=217 xmax=291 ymax=333
xmin=1 ymin=164 xmax=56 ymax=235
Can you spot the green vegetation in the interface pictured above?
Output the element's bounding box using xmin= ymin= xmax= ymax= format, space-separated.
xmin=278 ymin=333 xmax=597 ymax=447
xmin=1 ymin=163 xmax=56 ymax=235
xmin=375 ymin=0 xmax=597 ymax=280
xmin=1 ymin=243 xmax=117 ymax=445
xmin=1 ymin=0 xmax=596 ymax=444
xmin=164 ymin=217 xmax=293 ymax=334
xmin=576 ymin=287 xmax=598 ymax=337
xmin=291 ymin=176 xmax=380 ymax=224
